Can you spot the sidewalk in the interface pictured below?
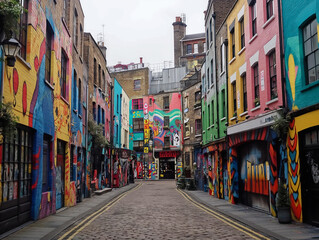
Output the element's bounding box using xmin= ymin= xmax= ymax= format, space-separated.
xmin=0 ymin=183 xmax=137 ymax=240
xmin=185 ymin=189 xmax=319 ymax=240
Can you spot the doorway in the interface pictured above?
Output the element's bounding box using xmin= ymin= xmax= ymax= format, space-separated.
xmin=56 ymin=140 xmax=65 ymax=210
xmin=300 ymin=127 xmax=319 ymax=226
xmin=159 ymin=158 xmax=175 ymax=179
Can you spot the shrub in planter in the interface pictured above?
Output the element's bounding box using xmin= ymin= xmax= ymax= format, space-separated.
xmin=276 ymin=180 xmax=291 ymax=223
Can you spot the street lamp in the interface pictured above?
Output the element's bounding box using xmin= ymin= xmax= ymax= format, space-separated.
xmin=2 ymin=37 xmax=21 ymax=67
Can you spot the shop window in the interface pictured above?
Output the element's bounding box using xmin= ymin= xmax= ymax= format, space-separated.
xmin=1 ymin=127 xmax=33 ymax=203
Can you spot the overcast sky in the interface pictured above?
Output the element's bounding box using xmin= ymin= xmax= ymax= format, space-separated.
xmin=81 ymin=0 xmax=208 ymax=66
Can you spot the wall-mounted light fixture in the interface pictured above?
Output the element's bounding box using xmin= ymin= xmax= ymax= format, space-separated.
xmin=2 ymin=37 xmax=21 ymax=67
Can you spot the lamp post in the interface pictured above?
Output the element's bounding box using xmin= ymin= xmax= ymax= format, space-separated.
xmin=2 ymin=37 xmax=21 ymax=67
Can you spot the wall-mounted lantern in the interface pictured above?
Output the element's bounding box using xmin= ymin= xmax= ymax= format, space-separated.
xmin=2 ymin=37 xmax=21 ymax=67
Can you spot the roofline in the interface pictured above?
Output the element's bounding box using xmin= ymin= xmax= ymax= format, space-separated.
xmin=84 ymin=32 xmax=107 ymax=65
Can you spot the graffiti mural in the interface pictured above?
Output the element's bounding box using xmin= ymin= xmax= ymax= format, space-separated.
xmin=148 ymin=162 xmax=157 ymax=180
xmin=287 ymin=119 xmax=302 ymax=221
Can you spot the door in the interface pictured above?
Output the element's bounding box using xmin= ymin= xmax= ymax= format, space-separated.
xmin=56 ymin=140 xmax=65 ymax=210
xmin=0 ymin=128 xmax=33 ymax=234
xmin=159 ymin=158 xmax=175 ymax=179
xmin=301 ymin=128 xmax=319 ymax=226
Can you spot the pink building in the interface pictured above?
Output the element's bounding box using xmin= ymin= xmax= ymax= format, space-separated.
xmin=245 ymin=0 xmax=284 ymax=116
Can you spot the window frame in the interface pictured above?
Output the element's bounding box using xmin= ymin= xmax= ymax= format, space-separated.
xmin=253 ymin=64 xmax=260 ymax=106
xmin=266 ymin=0 xmax=274 ymax=20
xmin=132 ymin=99 xmax=143 ymax=110
xmin=251 ymin=2 xmax=257 ymax=36
xmin=45 ymin=21 xmax=53 ymax=84
xmin=186 ymin=44 xmax=192 ymax=54
xmin=163 ymin=96 xmax=169 ymax=110
xmin=195 ymin=119 xmax=202 ymax=135
xmin=240 ymin=17 xmax=245 ymax=50
xmin=133 ymin=118 xmax=144 ymax=132
xmin=164 ymin=136 xmax=170 ymax=149
xmin=232 ymin=82 xmax=237 ymax=113
xmin=269 ymin=50 xmax=277 ymax=99
xmin=164 ymin=116 xmax=170 ymax=129
xmin=134 ymin=79 xmax=141 ymax=90
xmin=61 ymin=49 xmax=68 ymax=99
xmin=303 ymin=18 xmax=319 ymax=85
xmin=18 ymin=0 xmax=28 ymax=60
xmin=242 ymin=74 xmax=248 ymax=112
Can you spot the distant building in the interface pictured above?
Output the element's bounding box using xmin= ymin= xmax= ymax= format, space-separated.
xmin=173 ymin=16 xmax=206 ymax=71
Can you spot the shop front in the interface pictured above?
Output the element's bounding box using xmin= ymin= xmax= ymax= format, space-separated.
xmin=156 ymin=151 xmax=180 ymax=179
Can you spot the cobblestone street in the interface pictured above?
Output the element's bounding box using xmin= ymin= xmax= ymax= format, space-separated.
xmin=55 ymin=181 xmax=261 ymax=240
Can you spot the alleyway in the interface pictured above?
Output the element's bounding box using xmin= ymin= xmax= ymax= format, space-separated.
xmin=54 ymin=181 xmax=268 ymax=240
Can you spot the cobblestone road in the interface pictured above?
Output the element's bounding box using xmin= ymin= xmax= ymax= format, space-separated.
xmin=56 ymin=181 xmax=259 ymax=240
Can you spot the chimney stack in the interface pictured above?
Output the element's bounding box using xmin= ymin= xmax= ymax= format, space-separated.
xmin=172 ymin=16 xmax=187 ymax=68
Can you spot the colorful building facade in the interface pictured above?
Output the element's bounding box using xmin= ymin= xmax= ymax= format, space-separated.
xmin=282 ymin=0 xmax=319 ymax=225
xmin=0 ymin=0 xmax=74 ymax=233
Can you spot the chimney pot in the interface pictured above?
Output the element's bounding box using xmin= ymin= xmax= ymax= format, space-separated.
xmin=140 ymin=57 xmax=143 ymax=64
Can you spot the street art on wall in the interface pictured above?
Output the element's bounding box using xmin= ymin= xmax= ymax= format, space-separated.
xmin=147 ymin=93 xmax=182 ymax=150
xmin=148 ymin=162 xmax=157 ymax=180
xmin=287 ymin=119 xmax=302 ymax=222
xmin=228 ymin=127 xmax=278 ymax=217
xmin=177 ymin=161 xmax=182 ymax=178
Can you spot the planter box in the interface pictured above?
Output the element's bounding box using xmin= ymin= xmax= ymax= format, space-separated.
xmin=277 ymin=206 xmax=291 ymax=224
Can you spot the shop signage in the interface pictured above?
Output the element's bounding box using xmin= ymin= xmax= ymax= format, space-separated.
xmin=159 ymin=151 xmax=179 ymax=158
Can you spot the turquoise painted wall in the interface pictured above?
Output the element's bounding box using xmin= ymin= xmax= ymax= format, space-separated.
xmin=282 ymin=0 xmax=319 ymax=110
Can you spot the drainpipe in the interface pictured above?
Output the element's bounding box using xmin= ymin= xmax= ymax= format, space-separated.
xmin=109 ymin=81 xmax=114 ymax=188
xmin=213 ymin=12 xmax=219 ymax=140
xmin=277 ymin=0 xmax=286 ymax=109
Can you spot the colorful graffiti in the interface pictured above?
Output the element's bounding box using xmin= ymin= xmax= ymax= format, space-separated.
xmin=228 ymin=148 xmax=239 ymax=204
xmin=148 ymin=162 xmax=157 ymax=180
xmin=228 ymin=127 xmax=278 ymax=216
xmin=177 ymin=161 xmax=182 ymax=178
xmin=287 ymin=119 xmax=302 ymax=221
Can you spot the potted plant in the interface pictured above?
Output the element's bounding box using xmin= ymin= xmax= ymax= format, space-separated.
xmin=233 ymin=111 xmax=237 ymax=118
xmin=276 ymin=180 xmax=291 ymax=223
xmin=254 ymin=98 xmax=260 ymax=107
xmin=0 ymin=102 xmax=18 ymax=138
xmin=0 ymin=0 xmax=26 ymax=41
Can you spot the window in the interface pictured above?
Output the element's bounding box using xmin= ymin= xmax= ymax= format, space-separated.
xmin=202 ymin=111 xmax=205 ymax=131
xmin=185 ymin=152 xmax=190 ymax=166
xmin=70 ymin=145 xmax=75 ymax=182
xmin=266 ymin=0 xmax=273 ymax=20
xmin=45 ymin=21 xmax=53 ymax=84
xmin=102 ymin=70 xmax=105 ymax=90
xmin=242 ymin=74 xmax=248 ymax=112
xmin=232 ymin=82 xmax=236 ymax=114
xmin=251 ymin=1 xmax=257 ymax=36
xmin=61 ymin=50 xmax=67 ymax=99
xmin=93 ymin=102 xmax=96 ymax=121
xmin=240 ymin=18 xmax=245 ymax=49
xmin=185 ymin=122 xmax=190 ymax=137
xmin=211 ymin=100 xmax=214 ymax=125
xmin=78 ymin=78 xmax=82 ymax=115
xmin=149 ymin=98 xmax=152 ymax=106
xmin=102 ymin=109 xmax=105 ymax=135
xmin=184 ymin=96 xmax=188 ymax=109
xmin=195 ymin=91 xmax=201 ymax=104
xmin=43 ymin=136 xmax=51 ymax=192
xmin=164 ymin=136 xmax=170 ymax=148
xmin=253 ymin=64 xmax=260 ymax=106
xmin=221 ymin=89 xmax=226 ymax=118
xmin=133 ymin=140 xmax=144 ymax=152
xmin=211 ymin=59 xmax=214 ymax=85
xmin=208 ymin=104 xmax=210 ymax=126
xmin=206 ymin=29 xmax=209 ymax=48
xmin=97 ymin=105 xmax=101 ymax=124
xmin=79 ymin=24 xmax=83 ymax=56
xmin=204 ymin=42 xmax=207 ymax=52
xmin=132 ymin=99 xmax=143 ymax=110
xmin=303 ymin=18 xmax=319 ymax=85
xmin=93 ymin=58 xmax=97 ymax=84
xmin=134 ymin=79 xmax=141 ymax=90
xmin=269 ymin=51 xmax=277 ymax=99
xmin=116 ymin=95 xmax=119 ymax=113
xmin=195 ymin=119 xmax=202 ymax=135
xmin=18 ymin=0 xmax=28 ymax=60
xmin=187 ymin=44 xmax=192 ymax=54
xmin=207 ymin=68 xmax=210 ymax=87
xmin=1 ymin=127 xmax=33 ymax=203
xmin=231 ymin=29 xmax=235 ymax=59
xmin=73 ymin=70 xmax=77 ymax=110
xmin=209 ymin=19 xmax=213 ymax=43
xmin=63 ymin=0 xmax=67 ymax=21
xmin=98 ymin=64 xmax=101 ymax=88
xmin=164 ymin=116 xmax=170 ymax=129
xmin=163 ymin=96 xmax=169 ymax=110
xmin=220 ymin=44 xmax=223 ymax=71
xmin=73 ymin=9 xmax=78 ymax=47
xmin=194 ymin=43 xmax=198 ymax=54
xmin=133 ymin=118 xmax=144 ymax=132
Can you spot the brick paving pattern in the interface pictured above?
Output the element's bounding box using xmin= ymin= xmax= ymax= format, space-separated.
xmin=56 ymin=181 xmax=255 ymax=240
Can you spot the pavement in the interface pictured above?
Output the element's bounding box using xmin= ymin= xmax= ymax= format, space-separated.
xmin=0 ymin=183 xmax=138 ymax=240
xmin=185 ymin=189 xmax=319 ymax=240
xmin=2 ymin=180 xmax=319 ymax=240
